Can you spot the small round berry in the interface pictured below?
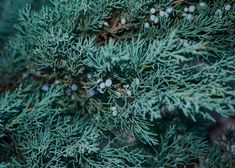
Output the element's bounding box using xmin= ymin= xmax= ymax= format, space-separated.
xmin=126 ymin=90 xmax=132 ymax=96
xmin=159 ymin=10 xmax=165 ymax=17
xmin=144 ymin=22 xmax=150 ymax=28
xmin=112 ymin=110 xmax=118 ymax=116
xmin=184 ymin=7 xmax=189 ymax=12
xmin=164 ymin=13 xmax=169 ymax=18
xmin=154 ymin=17 xmax=159 ymax=24
xmin=225 ymin=4 xmax=231 ymax=11
xmin=150 ymin=15 xmax=156 ymax=21
xmin=54 ymin=80 xmax=60 ymax=84
xmin=182 ymin=13 xmax=187 ymax=17
xmin=199 ymin=2 xmax=206 ymax=8
xmin=186 ymin=13 xmax=193 ymax=20
xmin=103 ymin=21 xmax=109 ymax=26
xmin=99 ymin=82 xmax=106 ymax=89
xmin=41 ymin=84 xmax=49 ymax=92
xmin=105 ymin=78 xmax=112 ymax=87
xmin=166 ymin=7 xmax=173 ymax=14
xmin=71 ymin=84 xmax=78 ymax=91
xmin=189 ymin=5 xmax=196 ymax=13
xmin=215 ymin=9 xmax=223 ymax=18
xmin=120 ymin=17 xmax=126 ymax=24
xmin=111 ymin=106 xmax=118 ymax=116
xmin=150 ymin=8 xmax=156 ymax=14
xmin=71 ymin=94 xmax=75 ymax=100
xmin=65 ymin=87 xmax=73 ymax=97
xmin=88 ymin=89 xmax=96 ymax=97
xmin=111 ymin=106 xmax=117 ymax=112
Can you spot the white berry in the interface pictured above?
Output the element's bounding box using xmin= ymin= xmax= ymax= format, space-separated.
xmin=159 ymin=10 xmax=165 ymax=17
xmin=111 ymin=106 xmax=118 ymax=116
xmin=150 ymin=15 xmax=156 ymax=21
xmin=150 ymin=8 xmax=156 ymax=14
xmin=126 ymin=90 xmax=132 ymax=96
xmin=71 ymin=94 xmax=75 ymax=100
xmin=154 ymin=17 xmax=159 ymax=24
xmin=103 ymin=21 xmax=109 ymax=26
xmin=88 ymin=89 xmax=96 ymax=97
xmin=199 ymin=2 xmax=206 ymax=8
xmin=121 ymin=18 xmax=126 ymax=24
xmin=144 ymin=22 xmax=150 ymax=28
xmin=225 ymin=4 xmax=231 ymax=11
xmin=184 ymin=7 xmax=189 ymax=12
xmin=186 ymin=13 xmax=193 ymax=20
xmin=105 ymin=78 xmax=112 ymax=87
xmin=41 ymin=84 xmax=49 ymax=92
xmin=112 ymin=110 xmax=118 ymax=116
xmin=71 ymin=84 xmax=78 ymax=91
xmin=166 ymin=7 xmax=173 ymax=14
xmin=99 ymin=82 xmax=106 ymax=89
xmin=215 ymin=9 xmax=223 ymax=18
xmin=111 ymin=106 xmax=117 ymax=112
xmin=182 ymin=13 xmax=187 ymax=17
xmin=189 ymin=5 xmax=196 ymax=13
xmin=164 ymin=13 xmax=169 ymax=18
xmin=54 ymin=80 xmax=60 ymax=84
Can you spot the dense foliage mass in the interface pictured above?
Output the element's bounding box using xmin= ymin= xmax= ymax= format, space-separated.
xmin=0 ymin=0 xmax=235 ymax=167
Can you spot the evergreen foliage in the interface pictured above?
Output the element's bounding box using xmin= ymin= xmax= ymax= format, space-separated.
xmin=0 ymin=0 xmax=32 ymax=45
xmin=0 ymin=0 xmax=235 ymax=167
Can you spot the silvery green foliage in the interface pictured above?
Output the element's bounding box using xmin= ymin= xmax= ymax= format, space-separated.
xmin=0 ymin=85 xmax=146 ymax=167
xmin=0 ymin=85 xmax=30 ymax=137
xmin=154 ymin=126 xmax=208 ymax=167
xmin=0 ymin=0 xmax=235 ymax=167
xmin=0 ymin=0 xmax=32 ymax=45
xmin=8 ymin=0 xmax=234 ymax=121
